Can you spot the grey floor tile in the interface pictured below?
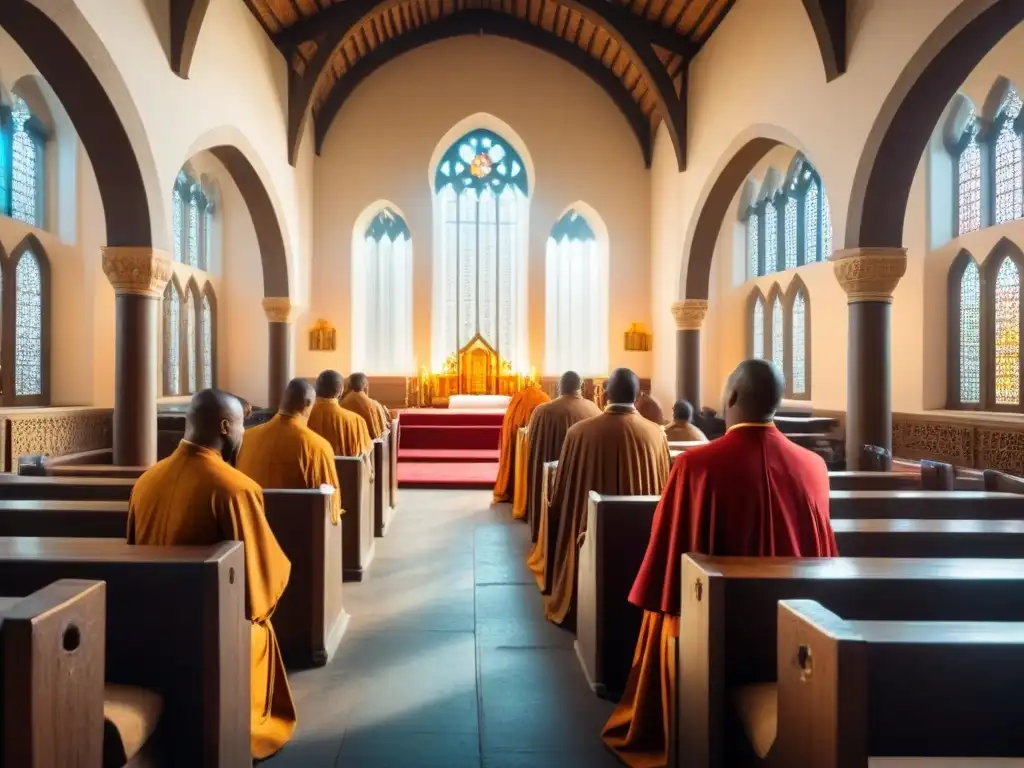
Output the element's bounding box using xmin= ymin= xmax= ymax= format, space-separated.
xmin=475 ymin=584 xmax=572 ymax=649
xmin=482 ymin=748 xmax=623 ymax=768
xmin=335 ymin=731 xmax=480 ymax=768
xmin=261 ymin=736 xmax=344 ymax=768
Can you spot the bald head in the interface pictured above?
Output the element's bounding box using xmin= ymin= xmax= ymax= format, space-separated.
xmin=280 ymin=378 xmax=316 ymax=418
xmin=606 ymin=368 xmax=640 ymax=406
xmin=348 ymin=373 xmax=369 ymax=393
xmin=558 ymin=370 xmax=583 ymax=397
xmin=316 ymin=369 xmax=344 ymax=399
xmin=722 ymin=359 xmax=784 ymax=427
xmin=185 ymin=389 xmax=245 ymax=463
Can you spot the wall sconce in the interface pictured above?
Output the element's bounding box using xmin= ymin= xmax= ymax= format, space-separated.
xmin=623 ymin=323 xmax=652 ymax=352
xmin=309 ymin=319 xmax=337 ymax=351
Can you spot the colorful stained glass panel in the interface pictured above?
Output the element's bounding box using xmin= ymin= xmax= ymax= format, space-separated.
xmin=994 ymin=91 xmax=1023 ymax=225
xmin=202 ymin=294 xmax=213 ymax=388
xmin=792 ymin=292 xmax=806 ymax=395
xmin=14 ymin=251 xmax=42 ymax=396
xmin=959 ymin=259 xmax=981 ymax=404
xmin=994 ymin=257 xmax=1020 ymax=405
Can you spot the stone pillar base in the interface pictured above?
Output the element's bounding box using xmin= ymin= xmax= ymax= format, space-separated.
xmin=671 ymin=299 xmax=708 ymax=412
xmin=263 ymin=298 xmax=294 ymax=409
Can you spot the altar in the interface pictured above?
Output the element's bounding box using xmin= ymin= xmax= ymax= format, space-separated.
xmin=407 ymin=334 xmax=535 ymax=408
xmin=448 ymin=395 xmax=511 ymax=411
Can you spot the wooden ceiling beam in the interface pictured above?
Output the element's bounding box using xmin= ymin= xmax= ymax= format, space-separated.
xmin=169 ymin=0 xmax=212 ymax=78
xmin=312 ymin=9 xmax=654 ymax=165
xmin=800 ymin=0 xmax=847 ymax=81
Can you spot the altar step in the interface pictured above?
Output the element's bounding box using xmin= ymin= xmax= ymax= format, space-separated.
xmin=399 ymin=424 xmax=502 ymax=451
xmin=396 ymin=409 xmax=504 ymax=489
xmin=398 ymin=448 xmax=499 ymax=463
xmin=395 ymin=461 xmax=499 ymax=490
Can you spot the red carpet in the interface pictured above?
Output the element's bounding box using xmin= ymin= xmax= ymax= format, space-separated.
xmin=396 ymin=409 xmax=504 ymax=488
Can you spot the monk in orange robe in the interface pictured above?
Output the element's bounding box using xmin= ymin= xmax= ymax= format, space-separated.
xmin=308 ymin=369 xmax=372 ymax=457
xmin=524 ymin=371 xmax=600 ymax=588
xmin=544 ymin=368 xmax=670 ymax=628
xmin=603 ymin=359 xmax=837 ymax=767
xmin=663 ymin=399 xmax=708 ymax=444
xmin=237 ymin=378 xmax=342 ymax=525
xmin=493 ymin=384 xmax=551 ymax=503
xmin=127 ymin=390 xmax=295 ymax=760
xmin=339 ymin=372 xmax=385 ymax=440
xmin=635 ymin=392 xmax=665 ymax=426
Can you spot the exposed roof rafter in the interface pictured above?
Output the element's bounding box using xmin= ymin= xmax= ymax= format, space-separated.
xmin=170 ymin=0 xmax=212 ymax=79
xmin=800 ymin=0 xmax=847 ymax=81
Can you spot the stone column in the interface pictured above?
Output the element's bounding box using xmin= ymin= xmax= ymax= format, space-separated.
xmin=262 ymin=297 xmax=294 ymax=410
xmin=831 ymin=247 xmax=908 ymax=470
xmin=101 ymin=247 xmax=172 ymax=467
xmin=671 ymin=299 xmax=709 ymax=413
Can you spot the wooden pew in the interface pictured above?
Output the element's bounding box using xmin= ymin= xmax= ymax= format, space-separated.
xmin=336 ymin=455 xmax=374 ymax=581
xmin=679 ymin=554 xmax=1024 ymax=768
xmin=830 ymin=490 xmax=1022 ymax=519
xmin=539 ymin=460 xmax=559 ymax=593
xmin=389 ymin=418 xmax=399 ymax=511
xmin=773 ymin=415 xmax=837 ymax=435
xmin=263 ymin=488 xmax=347 ymax=668
xmin=372 ymin=433 xmax=394 ymax=537
xmin=0 ymin=538 xmax=248 ymax=766
xmin=0 ymin=475 xmax=134 ymax=501
xmin=833 ymin=518 xmax=1024 ymax=557
xmin=0 ymin=579 xmax=106 ymax=767
xmin=984 ymin=468 xmax=1024 ymax=493
xmin=772 ymin=600 xmax=1024 ymax=766
xmin=827 ymin=471 xmax=920 ymax=491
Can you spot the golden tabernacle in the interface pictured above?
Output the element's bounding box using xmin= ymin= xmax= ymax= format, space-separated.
xmin=407 ymin=334 xmax=536 ymax=406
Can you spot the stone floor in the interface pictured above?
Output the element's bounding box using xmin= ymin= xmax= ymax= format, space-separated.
xmin=264 ymin=489 xmax=623 ymax=768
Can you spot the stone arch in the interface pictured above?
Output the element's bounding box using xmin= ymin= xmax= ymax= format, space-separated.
xmin=0 ymin=0 xmax=166 ymax=248
xmin=846 ymin=0 xmax=1024 ymax=250
xmin=184 ymin=127 xmax=291 ymax=298
xmin=680 ymin=124 xmax=813 ymax=300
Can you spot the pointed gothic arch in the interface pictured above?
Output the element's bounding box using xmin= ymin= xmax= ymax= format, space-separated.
xmin=5 ymin=233 xmax=49 ymax=405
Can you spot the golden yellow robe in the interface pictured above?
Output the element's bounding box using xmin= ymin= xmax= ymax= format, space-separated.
xmin=664 ymin=420 xmax=708 ymax=444
xmin=493 ymin=387 xmax=551 ymax=503
xmin=340 ymin=391 xmax=385 ymax=440
xmin=237 ymin=413 xmax=343 ymax=524
xmin=511 ymin=427 xmax=530 ymax=520
xmin=127 ymin=441 xmax=295 ymax=759
xmin=543 ymin=406 xmax=670 ymax=628
xmin=308 ymin=397 xmax=372 ymax=457
xmin=635 ymin=394 xmax=665 ymax=426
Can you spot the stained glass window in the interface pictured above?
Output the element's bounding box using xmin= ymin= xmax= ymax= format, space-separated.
xmin=771 ymin=297 xmax=784 ymax=367
xmin=959 ymin=259 xmax=981 ymax=404
xmin=752 ymin=297 xmax=764 ymax=359
xmin=14 ymin=250 xmax=42 ymax=396
xmin=0 ymin=121 xmax=10 ymax=217
xmin=185 ymin=291 xmax=196 ymax=394
xmin=994 ymin=90 xmax=1024 ymax=225
xmin=792 ymin=291 xmax=806 ymax=395
xmin=784 ymin=197 xmax=798 ymax=269
xmin=172 ymin=186 xmax=183 ymax=263
xmin=994 ymin=257 xmax=1020 ymax=405
xmin=434 ymin=129 xmax=528 ymax=195
xmin=804 ymin=182 xmax=819 ymax=263
xmin=764 ymin=201 xmax=778 ymax=273
xmin=10 ymin=97 xmax=40 ymax=228
xmin=202 ymin=294 xmax=213 ymax=388
xmin=747 ymin=212 xmax=760 ymax=278
xmin=203 ymin=203 xmax=214 ymax=272
xmin=821 ymin=188 xmax=832 ymax=259
xmin=188 ymin=186 xmax=200 ymax=268
xmin=163 ymin=284 xmax=180 ymax=395
xmin=958 ymin=115 xmax=983 ymax=235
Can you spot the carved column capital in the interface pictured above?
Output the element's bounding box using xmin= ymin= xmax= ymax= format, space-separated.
xmin=262 ymin=297 xmax=295 ymax=323
xmin=101 ymin=247 xmax=172 ymax=297
xmin=671 ymin=299 xmax=709 ymax=331
xmin=831 ymin=247 xmax=908 ymax=304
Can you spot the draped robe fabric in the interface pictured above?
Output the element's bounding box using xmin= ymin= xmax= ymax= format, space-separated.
xmin=236 ymin=413 xmax=343 ymax=524
xmin=511 ymin=428 xmax=530 ymax=520
xmin=308 ymin=397 xmax=373 ymax=457
xmin=634 ymin=394 xmax=665 ymax=426
xmin=127 ymin=442 xmax=295 ymax=759
xmin=339 ymin=390 xmax=385 ymax=440
xmin=603 ymin=424 xmax=837 ymax=767
xmin=663 ymin=420 xmax=708 ymax=444
xmin=493 ymin=387 xmax=551 ymax=503
xmin=543 ymin=407 xmax=670 ymax=627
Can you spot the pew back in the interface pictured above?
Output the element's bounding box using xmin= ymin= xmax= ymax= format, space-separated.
xmin=0 ymin=475 xmax=134 ymax=501
xmin=830 ymin=490 xmax=1022 ymax=519
xmin=336 ymin=455 xmax=374 ymax=581
xmin=826 ymin=471 xmax=919 ymax=491
xmin=833 ymin=518 xmax=1024 ymax=558
xmin=372 ymin=434 xmax=394 ymax=537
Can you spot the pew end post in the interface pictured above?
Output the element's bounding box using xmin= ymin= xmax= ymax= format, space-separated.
xmin=372 ymin=435 xmax=394 ymax=538
xmin=336 ymin=454 xmax=375 ymax=582
xmin=678 ymin=555 xmax=723 ymax=768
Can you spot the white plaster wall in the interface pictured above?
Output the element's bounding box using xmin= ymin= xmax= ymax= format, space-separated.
xmin=308 ymin=36 xmax=652 ymax=381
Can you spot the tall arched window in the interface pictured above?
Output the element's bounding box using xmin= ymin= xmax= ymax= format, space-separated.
xmin=749 ymin=290 xmax=765 ymax=359
xmin=770 ymin=292 xmax=784 ymax=368
xmin=545 ymin=208 xmax=608 ymax=375
xmin=431 ymin=128 xmax=529 ymax=371
xmin=201 ymin=287 xmax=216 ymax=389
xmin=956 ymin=111 xmax=983 ymax=236
xmin=764 ymin=199 xmax=778 ymax=274
xmin=783 ymin=196 xmax=798 ymax=270
xmin=352 ymin=206 xmax=413 ymax=374
xmin=1 ymin=96 xmax=46 ymax=228
xmin=0 ymin=236 xmax=50 ymax=404
xmin=185 ymin=286 xmax=197 ymax=394
xmin=746 ymin=209 xmax=760 ymax=279
xmin=162 ymin=278 xmax=182 ymax=396
xmin=993 ymin=88 xmax=1023 ymax=225
xmin=949 ymin=241 xmax=1024 ymax=410
xmin=749 ymin=281 xmax=811 ymax=400
xmin=172 ymin=170 xmax=215 ymax=270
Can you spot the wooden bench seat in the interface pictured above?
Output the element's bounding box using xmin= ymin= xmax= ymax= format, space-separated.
xmin=679 ymin=554 xmax=1024 ymax=768
xmin=827 ymin=471 xmax=920 ymax=491
xmin=768 ymin=600 xmax=1024 ymax=765
xmin=833 ymin=518 xmax=1024 ymax=557
xmin=830 ymin=490 xmax=1022 ymax=519
xmin=0 ymin=538 xmax=248 ymax=766
xmin=0 ymin=475 xmax=135 ymax=501
xmin=336 ymin=455 xmax=374 ymax=581
xmin=372 ymin=433 xmax=394 ymax=537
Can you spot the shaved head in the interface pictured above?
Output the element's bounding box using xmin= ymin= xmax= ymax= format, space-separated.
xmin=672 ymin=399 xmax=694 ymax=423
xmin=185 ymin=389 xmax=245 ymax=464
xmin=722 ymin=358 xmax=784 ymax=427
xmin=606 ymin=368 xmax=640 ymax=406
xmin=348 ymin=373 xmax=369 ymax=393
xmin=316 ymin=369 xmax=344 ymax=399
xmin=280 ymin=378 xmax=316 ymax=417
xmin=558 ymin=370 xmax=583 ymax=396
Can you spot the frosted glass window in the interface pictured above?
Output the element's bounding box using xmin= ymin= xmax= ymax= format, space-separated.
xmin=771 ymin=297 xmax=784 ymax=368
xmin=163 ymin=284 xmax=180 ymax=395
xmin=10 ymin=97 xmax=40 ymax=228
xmin=764 ymin=201 xmax=778 ymax=274
xmin=958 ymin=117 xmax=983 ymax=235
xmin=14 ymin=250 xmax=42 ymax=396
xmin=994 ymin=90 xmax=1024 ymax=225
xmin=792 ymin=291 xmax=806 ymax=395
xmin=188 ymin=187 xmax=200 ymax=268
xmin=958 ymin=259 xmax=981 ymax=404
xmin=185 ymin=291 xmax=197 ymax=394
xmin=784 ymin=197 xmax=798 ymax=270
xmin=747 ymin=212 xmax=759 ymax=278
xmin=821 ymin=188 xmax=832 ymax=259
xmin=804 ymin=183 xmax=819 ymax=263
xmin=202 ymin=294 xmax=213 ymax=388
xmin=752 ymin=298 xmax=764 ymax=359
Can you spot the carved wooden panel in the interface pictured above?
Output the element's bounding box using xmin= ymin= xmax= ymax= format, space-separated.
xmin=975 ymin=427 xmax=1024 ymax=476
xmin=3 ymin=409 xmax=113 ymax=471
xmin=892 ymin=418 xmax=973 ymax=466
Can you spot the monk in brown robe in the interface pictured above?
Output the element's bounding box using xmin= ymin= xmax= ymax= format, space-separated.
xmin=493 ymin=384 xmax=551 ymax=503
xmin=308 ymin=369 xmax=372 ymax=457
xmin=237 ymin=378 xmax=342 ymax=524
xmin=544 ymin=368 xmax=670 ymax=628
xmin=635 ymin=392 xmax=665 ymax=426
xmin=525 ymin=371 xmax=601 ymax=589
xmin=602 ymin=360 xmax=836 ymax=767
xmin=663 ymin=399 xmax=708 ymax=443
xmin=127 ymin=390 xmax=295 ymax=759
xmin=339 ymin=372 xmax=385 ymax=440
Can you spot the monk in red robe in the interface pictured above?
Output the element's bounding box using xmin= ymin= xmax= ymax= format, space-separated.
xmin=544 ymin=368 xmax=670 ymax=628
xmin=493 ymin=384 xmax=550 ymax=503
xmin=602 ymin=359 xmax=836 ymax=767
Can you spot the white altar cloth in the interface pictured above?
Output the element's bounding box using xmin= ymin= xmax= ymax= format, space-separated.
xmin=448 ymin=394 xmax=511 ymax=410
